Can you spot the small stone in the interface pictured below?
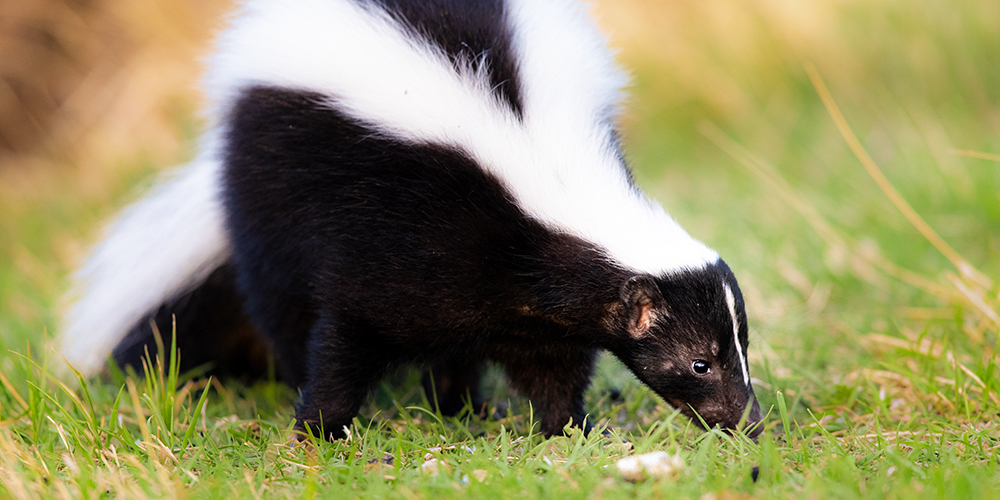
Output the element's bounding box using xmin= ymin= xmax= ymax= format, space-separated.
xmin=421 ymin=458 xmax=450 ymax=476
xmin=616 ymin=451 xmax=685 ymax=482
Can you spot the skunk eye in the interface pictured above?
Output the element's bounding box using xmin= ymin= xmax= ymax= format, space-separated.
xmin=692 ymin=360 xmax=710 ymax=375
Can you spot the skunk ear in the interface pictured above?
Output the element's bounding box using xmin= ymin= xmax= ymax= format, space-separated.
xmin=620 ymin=275 xmax=662 ymax=337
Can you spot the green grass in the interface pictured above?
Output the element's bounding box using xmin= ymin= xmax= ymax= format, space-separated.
xmin=2 ymin=0 xmax=999 ymax=497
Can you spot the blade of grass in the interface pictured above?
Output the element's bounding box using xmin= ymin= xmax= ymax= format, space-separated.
xmin=0 ymin=365 xmax=29 ymax=411
xmin=949 ymin=149 xmax=1000 ymax=162
xmin=167 ymin=316 xmax=179 ymax=429
xmin=178 ymin=377 xmax=212 ymax=455
xmin=776 ymin=390 xmax=792 ymax=446
xmin=126 ymin=377 xmax=152 ymax=446
xmin=108 ymin=384 xmax=127 ymax=443
xmin=61 ymin=357 xmax=102 ymax=451
xmin=950 ymin=276 xmax=1000 ymax=334
xmin=804 ymin=62 xmax=990 ymax=288
xmin=700 ymin=121 xmax=952 ymax=298
xmin=806 ymin=409 xmax=845 ymax=454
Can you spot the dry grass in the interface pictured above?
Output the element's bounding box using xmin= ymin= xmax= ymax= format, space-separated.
xmin=0 ymin=0 xmax=231 ymax=202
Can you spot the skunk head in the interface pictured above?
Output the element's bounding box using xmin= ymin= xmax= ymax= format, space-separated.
xmin=608 ymin=259 xmax=762 ymax=438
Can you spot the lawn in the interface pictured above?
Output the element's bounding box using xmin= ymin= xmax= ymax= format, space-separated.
xmin=1 ymin=0 xmax=998 ymax=498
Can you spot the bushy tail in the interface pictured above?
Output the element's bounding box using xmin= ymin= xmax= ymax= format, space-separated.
xmin=60 ymin=156 xmax=232 ymax=377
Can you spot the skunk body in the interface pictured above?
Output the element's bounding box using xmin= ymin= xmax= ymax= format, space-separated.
xmin=61 ymin=0 xmax=762 ymax=437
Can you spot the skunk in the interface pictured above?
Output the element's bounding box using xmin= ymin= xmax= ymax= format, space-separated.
xmin=60 ymin=0 xmax=763 ymax=439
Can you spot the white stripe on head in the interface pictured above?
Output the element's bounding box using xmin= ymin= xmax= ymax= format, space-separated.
xmin=724 ymin=282 xmax=750 ymax=386
xmin=205 ymin=0 xmax=718 ymax=276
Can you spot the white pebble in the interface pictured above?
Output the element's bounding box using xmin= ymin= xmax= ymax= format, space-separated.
xmin=616 ymin=451 xmax=685 ymax=482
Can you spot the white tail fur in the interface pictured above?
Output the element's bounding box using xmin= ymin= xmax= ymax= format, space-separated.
xmin=59 ymin=155 xmax=230 ymax=376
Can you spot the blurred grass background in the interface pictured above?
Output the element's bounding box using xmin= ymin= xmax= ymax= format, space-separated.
xmin=0 ymin=0 xmax=230 ymax=345
xmin=1 ymin=0 xmax=999 ymax=497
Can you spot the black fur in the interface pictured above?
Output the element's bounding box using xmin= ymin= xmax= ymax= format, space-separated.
xmin=113 ymin=264 xmax=276 ymax=379
xmin=219 ymin=85 xmax=760 ymax=438
xmin=369 ymin=0 xmax=524 ymax=117
xmin=223 ymin=86 xmax=626 ymax=437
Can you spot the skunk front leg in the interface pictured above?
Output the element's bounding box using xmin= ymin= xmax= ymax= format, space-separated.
xmin=421 ymin=360 xmax=484 ymax=417
xmin=293 ymin=317 xmax=388 ymax=440
xmin=503 ymin=345 xmax=598 ymax=436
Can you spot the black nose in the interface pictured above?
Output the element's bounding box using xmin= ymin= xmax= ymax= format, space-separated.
xmin=743 ymin=397 xmax=764 ymax=441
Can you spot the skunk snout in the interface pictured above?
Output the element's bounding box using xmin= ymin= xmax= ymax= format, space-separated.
xmin=744 ymin=395 xmax=764 ymax=440
xmin=729 ymin=391 xmax=764 ymax=441
xmin=686 ymin=391 xmax=763 ymax=440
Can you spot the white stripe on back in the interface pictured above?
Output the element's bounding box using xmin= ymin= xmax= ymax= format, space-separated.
xmin=205 ymin=0 xmax=718 ymax=276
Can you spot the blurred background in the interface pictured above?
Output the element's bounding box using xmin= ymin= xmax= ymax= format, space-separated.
xmin=1 ymin=0 xmax=998 ymax=428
